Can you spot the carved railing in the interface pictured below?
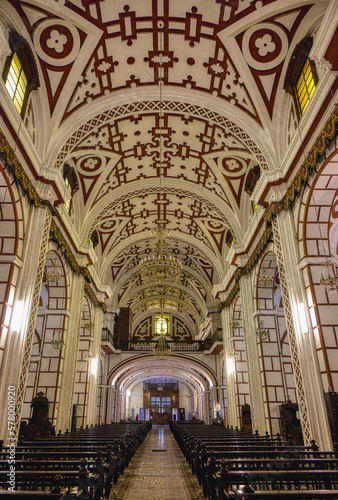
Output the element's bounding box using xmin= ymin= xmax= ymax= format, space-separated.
xmin=102 ymin=334 xmax=212 ymax=352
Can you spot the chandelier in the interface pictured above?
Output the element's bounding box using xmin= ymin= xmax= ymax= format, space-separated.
xmin=138 ymin=42 xmax=182 ymax=284
xmin=256 ymin=319 xmax=269 ymax=341
xmin=139 ymin=225 xmax=183 ymax=283
xmin=320 ymin=257 xmax=338 ymax=293
xmin=258 ymin=270 xmax=274 ymax=288
xmin=153 ymin=334 xmax=171 ymax=359
xmin=51 ymin=329 xmax=65 ymax=350
xmin=46 ymin=260 xmax=61 ymax=284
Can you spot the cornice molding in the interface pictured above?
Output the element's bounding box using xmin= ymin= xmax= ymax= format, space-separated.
xmin=0 ymin=127 xmax=40 ymax=208
xmin=265 ymin=105 xmax=338 ymax=223
xmin=85 ymin=281 xmax=106 ymax=313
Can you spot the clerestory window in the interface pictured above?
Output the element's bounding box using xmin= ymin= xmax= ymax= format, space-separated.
xmin=2 ymin=31 xmax=39 ymax=117
xmin=5 ymin=53 xmax=27 ymax=114
xmin=283 ymin=37 xmax=318 ymax=120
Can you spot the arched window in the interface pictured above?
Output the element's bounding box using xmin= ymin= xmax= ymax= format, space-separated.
xmin=2 ymin=31 xmax=39 ymax=116
xmin=155 ymin=316 xmax=169 ymax=335
xmin=283 ymin=37 xmax=318 ymax=119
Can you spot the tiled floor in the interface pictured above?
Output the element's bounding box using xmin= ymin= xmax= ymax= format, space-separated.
xmin=110 ymin=425 xmax=205 ymax=500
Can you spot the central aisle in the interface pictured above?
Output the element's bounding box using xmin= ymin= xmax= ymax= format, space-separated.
xmin=110 ymin=425 xmax=205 ymax=500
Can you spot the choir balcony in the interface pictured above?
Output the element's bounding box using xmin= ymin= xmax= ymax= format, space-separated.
xmin=101 ymin=327 xmax=223 ymax=355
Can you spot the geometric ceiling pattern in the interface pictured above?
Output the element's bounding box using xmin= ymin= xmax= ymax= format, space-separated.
xmin=9 ymin=0 xmax=328 ymax=333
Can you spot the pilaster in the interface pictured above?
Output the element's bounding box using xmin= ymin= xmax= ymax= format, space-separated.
xmin=221 ymin=307 xmax=238 ymax=428
xmin=85 ymin=307 xmax=103 ymax=426
xmin=57 ymin=274 xmax=85 ymax=432
xmin=272 ymin=210 xmax=332 ymax=448
xmin=239 ymin=274 xmax=267 ymax=434
xmin=0 ymin=206 xmax=52 ymax=440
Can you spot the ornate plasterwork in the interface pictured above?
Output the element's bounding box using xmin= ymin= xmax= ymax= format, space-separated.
xmin=265 ymin=106 xmax=338 ymax=223
xmin=218 ymin=107 xmax=338 ymax=310
xmin=57 ymin=101 xmax=267 ymax=170
xmin=50 ymin=219 xmax=80 ymax=276
xmin=109 ymin=354 xmax=218 ymax=392
xmin=219 ymin=226 xmax=273 ymax=309
xmin=0 ymin=128 xmax=40 ymax=208
xmin=85 ymin=282 xmax=106 ymax=313
xmin=271 ymin=217 xmax=311 ymax=445
xmin=13 ymin=0 xmax=315 ymax=135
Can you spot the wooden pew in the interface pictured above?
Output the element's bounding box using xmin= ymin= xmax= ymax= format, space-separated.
xmin=171 ymin=422 xmax=338 ymax=500
xmin=0 ymin=422 xmax=151 ymax=498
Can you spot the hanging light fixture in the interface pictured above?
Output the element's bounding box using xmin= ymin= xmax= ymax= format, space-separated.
xmin=153 ymin=334 xmax=171 ymax=359
xmin=51 ymin=328 xmax=65 ymax=350
xmin=139 ymin=227 xmax=183 ymax=282
xmin=258 ymin=270 xmax=274 ymax=288
xmin=138 ymin=32 xmax=182 ymax=284
xmin=46 ymin=259 xmax=62 ymax=284
xmin=256 ymin=319 xmax=269 ymax=341
xmin=320 ymin=256 xmax=338 ymax=294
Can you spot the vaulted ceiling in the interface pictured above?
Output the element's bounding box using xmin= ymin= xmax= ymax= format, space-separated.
xmin=4 ymin=0 xmax=329 ymax=332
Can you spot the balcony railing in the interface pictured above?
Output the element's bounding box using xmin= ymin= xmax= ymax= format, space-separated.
xmin=102 ymin=332 xmax=212 ymax=352
xmin=211 ymin=327 xmax=223 ymax=343
xmin=102 ymin=327 xmax=114 ymax=344
xmin=101 ymin=328 xmax=224 ymax=352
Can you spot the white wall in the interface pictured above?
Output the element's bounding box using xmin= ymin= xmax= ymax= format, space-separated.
xmin=129 ymin=381 xmax=143 ymax=418
xmin=179 ymin=382 xmax=194 ymax=419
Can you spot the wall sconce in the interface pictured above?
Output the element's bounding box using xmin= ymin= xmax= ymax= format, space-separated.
xmin=230 ymin=320 xmax=239 ymax=331
xmin=85 ymin=322 xmax=94 ymax=330
xmin=90 ymin=357 xmax=98 ymax=375
xmin=227 ymin=356 xmax=235 ymax=374
xmin=229 ymin=345 xmax=238 ymax=360
xmin=85 ymin=337 xmax=94 ymax=360
xmin=51 ymin=329 xmax=65 ymax=350
xmin=256 ymin=319 xmax=269 ymax=341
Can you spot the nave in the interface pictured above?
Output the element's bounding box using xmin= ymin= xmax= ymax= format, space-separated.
xmin=110 ymin=426 xmax=204 ymax=500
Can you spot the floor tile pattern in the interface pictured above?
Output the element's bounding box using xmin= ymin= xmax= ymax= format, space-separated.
xmin=110 ymin=426 xmax=205 ymax=500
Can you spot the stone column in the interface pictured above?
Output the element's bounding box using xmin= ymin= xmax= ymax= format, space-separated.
xmin=204 ymin=391 xmax=211 ymax=424
xmin=105 ymin=386 xmax=115 ymax=424
xmin=85 ymin=307 xmax=103 ymax=426
xmin=115 ymin=390 xmax=121 ymax=422
xmin=272 ymin=210 xmax=331 ymax=449
xmin=210 ymin=386 xmax=218 ymax=420
xmin=57 ymin=274 xmax=85 ymax=432
xmin=239 ymin=274 xmax=267 ymax=434
xmin=221 ymin=307 xmax=238 ymax=428
xmin=0 ymin=206 xmax=52 ymax=441
xmin=197 ymin=392 xmax=204 ymax=422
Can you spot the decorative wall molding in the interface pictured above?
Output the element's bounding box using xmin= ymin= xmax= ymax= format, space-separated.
xmin=49 ymin=219 xmax=80 ymax=276
xmin=220 ymin=226 xmax=273 ymax=310
xmin=85 ymin=282 xmax=106 ymax=313
xmin=265 ymin=106 xmax=338 ymax=223
xmin=219 ymin=105 xmax=338 ymax=311
xmin=0 ymin=128 xmax=40 ymax=208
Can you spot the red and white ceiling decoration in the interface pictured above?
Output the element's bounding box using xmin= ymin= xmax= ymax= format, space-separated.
xmin=13 ymin=0 xmax=316 ymax=125
xmin=8 ymin=0 xmax=327 ymax=323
